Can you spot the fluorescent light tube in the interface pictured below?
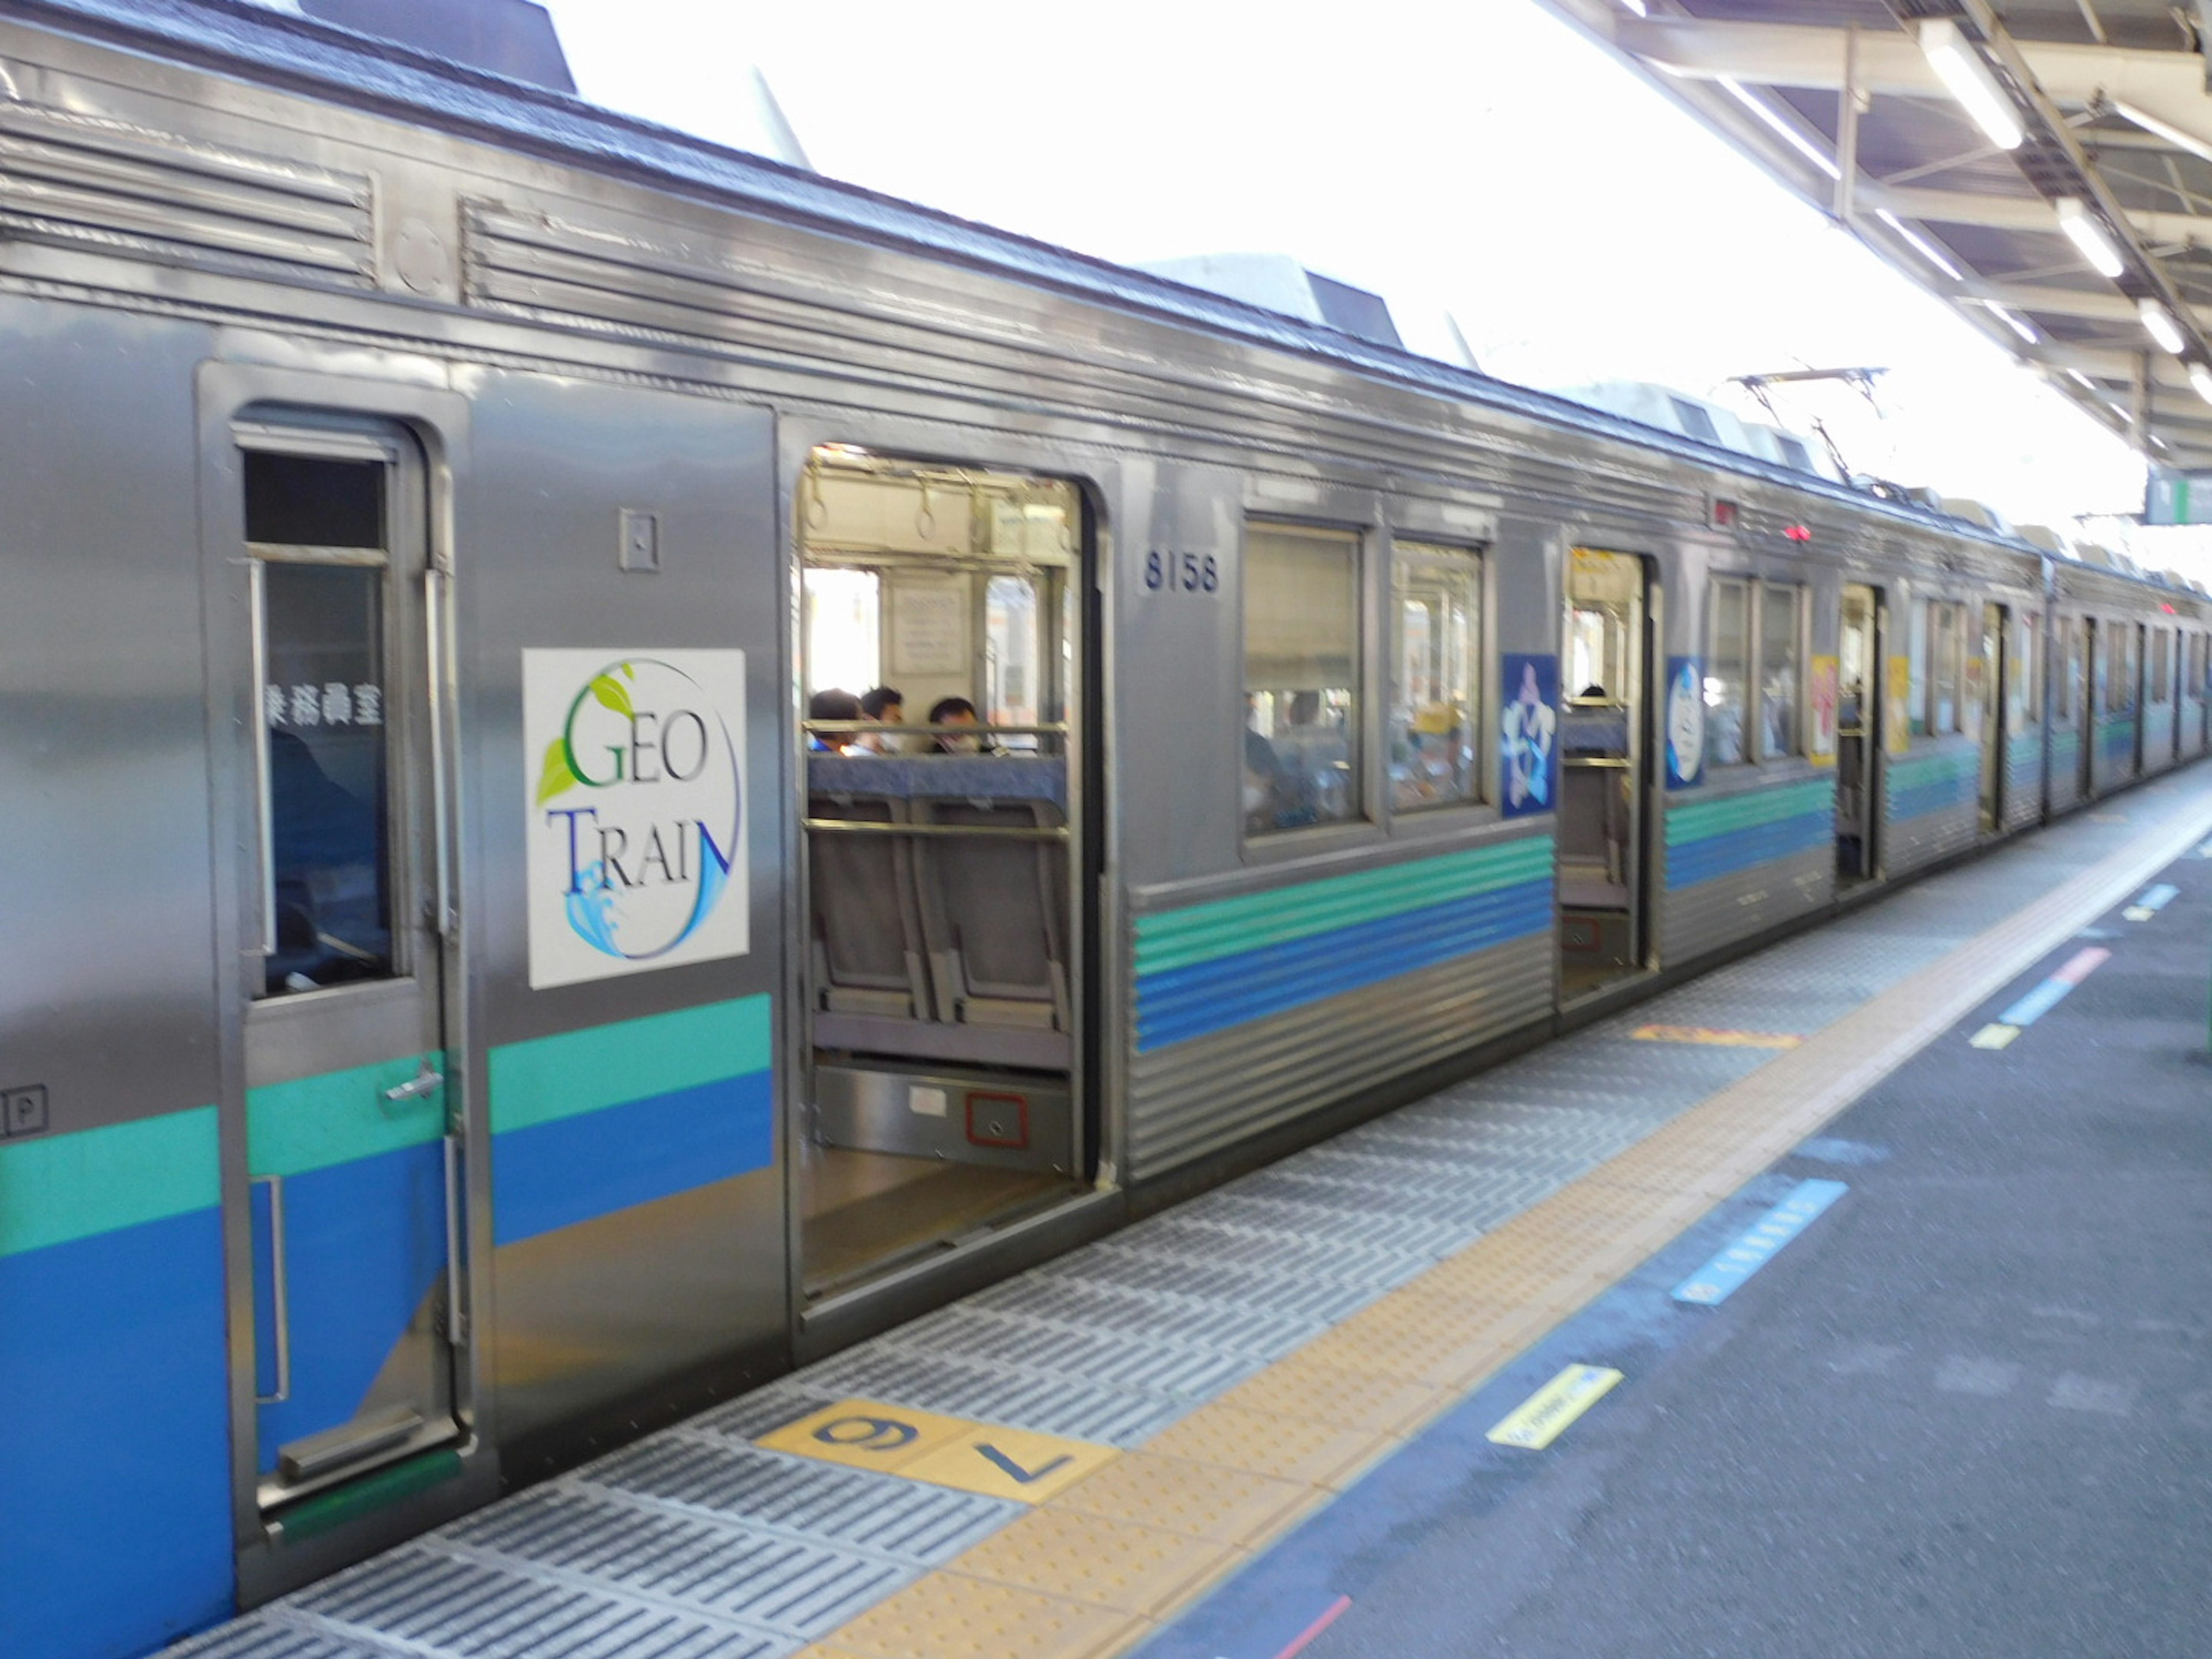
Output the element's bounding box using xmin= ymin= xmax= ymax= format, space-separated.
xmin=1918 ymin=20 xmax=2025 ymax=151
xmin=2056 ymin=198 xmax=2125 ymax=279
xmin=2191 ymin=363 xmax=2212 ymax=406
xmin=1985 ymin=302 xmax=2039 ymax=344
xmin=2140 ymin=298 xmax=2186 ymax=355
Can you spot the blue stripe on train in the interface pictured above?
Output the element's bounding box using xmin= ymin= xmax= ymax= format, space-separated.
xmin=493 ymin=1071 xmax=775 ymax=1247
xmin=1664 ymin=810 xmax=1832 ymax=891
xmin=1134 ymin=878 xmax=1554 ymax=1052
xmin=0 ymin=1208 xmax=233 ymax=1659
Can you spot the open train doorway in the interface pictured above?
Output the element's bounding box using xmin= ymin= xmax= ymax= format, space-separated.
xmin=795 ymin=449 xmax=1092 ymax=1302
xmin=1836 ymin=583 xmax=1881 ymax=881
xmin=1558 ymin=548 xmax=1649 ymax=998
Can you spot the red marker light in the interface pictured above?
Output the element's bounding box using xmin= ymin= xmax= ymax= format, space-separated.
xmin=1783 ymin=524 xmax=1812 ymax=542
xmin=2161 ymin=602 xmax=2177 ymax=613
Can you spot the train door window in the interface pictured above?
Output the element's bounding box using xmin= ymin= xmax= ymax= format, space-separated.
xmin=1391 ymin=540 xmax=1482 ymax=811
xmin=2060 ymin=620 xmax=2081 ymax=721
xmin=1705 ymin=577 xmax=1750 ymax=767
xmin=1906 ymin=601 xmax=1930 ymax=736
xmin=1245 ymin=522 xmax=1361 ymax=835
xmin=2152 ymin=628 xmax=2172 ymax=705
xmin=1757 ymin=583 xmax=1803 ymax=759
xmin=795 ymin=448 xmax=1088 ymax=1300
xmin=1930 ymin=603 xmax=1963 ymax=734
xmin=2111 ymin=624 xmax=2137 ymax=713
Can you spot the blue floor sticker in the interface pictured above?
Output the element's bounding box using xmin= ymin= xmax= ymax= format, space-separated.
xmin=1672 ymin=1179 xmax=1848 ymax=1306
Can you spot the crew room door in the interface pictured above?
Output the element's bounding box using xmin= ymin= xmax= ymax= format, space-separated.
xmin=234 ymin=426 xmax=463 ymax=1532
xmin=1836 ymin=584 xmax=1881 ymax=880
xmin=1558 ymin=548 xmax=1648 ymax=997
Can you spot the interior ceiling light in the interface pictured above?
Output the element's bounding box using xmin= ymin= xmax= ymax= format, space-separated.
xmin=2190 ymin=363 xmax=2212 ymax=406
xmin=1717 ymin=77 xmax=1842 ymax=181
xmin=2055 ymin=198 xmax=2125 ymax=279
xmin=2139 ymin=298 xmax=2187 ymax=355
xmin=1614 ymin=0 xmax=1647 ymax=15
xmin=1917 ymin=20 xmax=2025 ymax=151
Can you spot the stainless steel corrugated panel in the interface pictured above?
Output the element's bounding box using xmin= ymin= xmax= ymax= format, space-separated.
xmin=1660 ymin=846 xmax=1831 ymax=967
xmin=1125 ymin=935 xmax=1554 ymax=1181
xmin=1885 ymin=796 xmax=1978 ymax=874
xmin=2004 ymin=743 xmax=2044 ymax=832
xmin=2047 ymin=730 xmax=2086 ymax=813
xmin=0 ymin=102 xmax=373 ymax=284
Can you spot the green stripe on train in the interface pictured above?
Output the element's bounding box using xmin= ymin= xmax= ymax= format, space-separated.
xmin=489 ymin=995 xmax=773 ymax=1137
xmin=0 ymin=1105 xmax=219 ymax=1259
xmin=1662 ymin=778 xmax=1833 ymax=848
xmin=249 ymin=1053 xmax=447 ymax=1179
xmin=1134 ymin=837 xmax=1554 ymax=976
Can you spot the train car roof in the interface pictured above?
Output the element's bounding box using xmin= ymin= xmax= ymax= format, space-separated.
xmin=6 ymin=0 xmax=2149 ymax=575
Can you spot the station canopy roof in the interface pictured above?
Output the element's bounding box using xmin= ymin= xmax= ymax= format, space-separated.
xmin=1539 ymin=1 xmax=2212 ymax=473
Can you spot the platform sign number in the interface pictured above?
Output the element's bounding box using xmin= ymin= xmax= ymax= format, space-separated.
xmin=756 ymin=1397 xmax=1117 ymax=1503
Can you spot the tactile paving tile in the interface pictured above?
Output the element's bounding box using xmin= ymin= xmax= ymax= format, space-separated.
xmin=1210 ymin=1354 xmax=1452 ymax=1437
xmin=879 ymin=1305 xmax=1259 ymax=1400
xmin=583 ymin=1434 xmax=1014 ymax=1562
xmin=440 ymin=1486 xmax=907 ymax=1638
xmin=166 ymin=1618 xmax=414 ymax=1659
xmin=1050 ymin=1450 xmax=1320 ymax=1545
xmin=291 ymin=1547 xmax=789 ymax=1659
xmin=971 ymin=1271 xmax=1325 ymax=1358
xmin=1296 ymin=1296 xmax=1556 ymax=1390
xmin=1138 ymin=1403 xmax=1396 ymax=1490
xmin=945 ymin=1507 xmax=1243 ymax=1615
xmin=791 ymin=1348 xmax=1184 ymax=1447
xmin=823 ymin=1574 xmax=1146 ymax=1659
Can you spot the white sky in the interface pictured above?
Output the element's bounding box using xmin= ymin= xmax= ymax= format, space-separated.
xmin=537 ymin=0 xmax=2150 ymax=532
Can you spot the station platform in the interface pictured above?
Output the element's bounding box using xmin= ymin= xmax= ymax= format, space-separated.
xmin=174 ymin=770 xmax=2212 ymax=1659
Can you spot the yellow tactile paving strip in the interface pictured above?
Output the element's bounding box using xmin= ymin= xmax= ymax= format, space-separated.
xmin=792 ymin=802 xmax=2212 ymax=1659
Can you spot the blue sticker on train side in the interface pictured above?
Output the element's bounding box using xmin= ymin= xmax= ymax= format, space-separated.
xmin=1499 ymin=654 xmax=1559 ymax=817
xmin=1672 ymin=1179 xmax=1848 ymax=1305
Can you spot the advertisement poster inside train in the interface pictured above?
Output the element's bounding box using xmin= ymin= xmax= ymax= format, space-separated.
xmin=1809 ymin=654 xmax=1839 ymax=764
xmin=1501 ymin=653 xmax=1559 ymax=816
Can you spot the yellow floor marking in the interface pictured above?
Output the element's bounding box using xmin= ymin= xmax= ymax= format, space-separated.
xmin=820 ymin=1570 xmax=1146 ymax=1659
xmin=901 ymin=1422 xmax=1120 ymax=1504
xmin=1969 ymin=1022 xmax=2021 ymax=1050
xmin=1486 ymin=1363 xmax=1626 ymax=1450
xmin=947 ymin=1507 xmax=1243 ymax=1616
xmin=759 ymin=1399 xmax=1115 ymax=1502
xmin=2124 ymin=906 xmax=2154 ymax=921
xmin=1630 ymin=1024 xmax=1804 ymax=1048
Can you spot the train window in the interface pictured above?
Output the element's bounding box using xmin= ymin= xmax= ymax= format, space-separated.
xmin=1705 ymin=578 xmax=1749 ymax=767
xmin=1907 ymin=602 xmax=1930 ymax=736
xmin=2109 ymin=624 xmax=2137 ymax=713
xmin=1245 ymin=522 xmax=1361 ymax=834
xmin=1390 ymin=540 xmax=1481 ymax=812
xmin=2012 ymin=615 xmax=2039 ymax=727
xmin=255 ymin=558 xmax=395 ymax=997
xmin=803 ymin=567 xmax=882 ymax=700
xmin=246 ymin=452 xmax=385 ymax=548
xmin=2152 ymin=628 xmax=2172 ymax=703
xmin=1757 ymin=584 xmax=1802 ymax=758
xmin=985 ymin=574 xmax=1044 ymax=749
xmin=1930 ymin=603 xmax=1963 ymax=734
xmin=2060 ymin=621 xmax=2081 ymax=721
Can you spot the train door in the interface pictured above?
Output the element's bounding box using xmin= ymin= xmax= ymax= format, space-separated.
xmin=1836 ymin=583 xmax=1881 ymax=880
xmin=1558 ymin=548 xmax=1647 ymax=997
xmin=795 ymin=449 xmax=1089 ymax=1301
xmin=233 ymin=432 xmax=465 ymax=1533
xmin=2080 ymin=618 xmax=2099 ymax=798
xmin=1977 ymin=601 xmax=2006 ymax=834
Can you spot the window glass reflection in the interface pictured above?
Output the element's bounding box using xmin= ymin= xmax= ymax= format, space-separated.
xmin=1245 ymin=524 xmax=1359 ymax=834
xmin=262 ymin=562 xmax=392 ymax=996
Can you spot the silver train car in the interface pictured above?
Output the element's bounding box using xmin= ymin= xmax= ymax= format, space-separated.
xmin=3 ymin=3 xmax=2207 ymax=1654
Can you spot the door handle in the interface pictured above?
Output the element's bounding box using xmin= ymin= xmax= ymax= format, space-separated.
xmin=253 ymin=1173 xmax=291 ymax=1405
xmin=383 ymin=1065 xmax=444 ymax=1107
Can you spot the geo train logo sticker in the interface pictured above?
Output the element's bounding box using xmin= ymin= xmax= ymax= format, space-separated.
xmin=523 ymin=649 xmax=748 ymax=988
